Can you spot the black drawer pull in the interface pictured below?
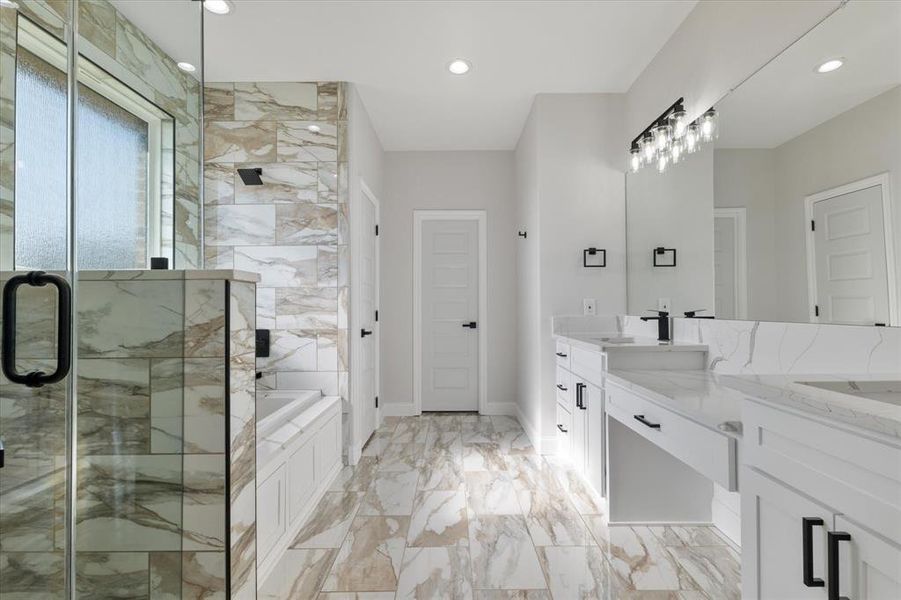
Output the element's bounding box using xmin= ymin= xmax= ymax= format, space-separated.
xmin=556 ymin=384 xmax=567 ymax=392
xmin=802 ymin=517 xmax=825 ymax=588
xmin=577 ymin=382 xmax=587 ymax=410
xmin=557 ymin=424 xmax=568 ymax=433
xmin=555 ymin=352 xmax=567 ymax=358
xmin=828 ymin=531 xmax=851 ymax=600
xmin=634 ymin=414 xmax=660 ymax=429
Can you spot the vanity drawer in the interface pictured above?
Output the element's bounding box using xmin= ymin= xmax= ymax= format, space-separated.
xmin=571 ymin=347 xmax=606 ymax=388
xmin=606 ymin=383 xmax=737 ymax=490
xmin=556 ymin=403 xmax=572 ymax=459
xmin=555 ymin=367 xmax=573 ymax=412
xmin=555 ymin=342 xmax=571 ymax=369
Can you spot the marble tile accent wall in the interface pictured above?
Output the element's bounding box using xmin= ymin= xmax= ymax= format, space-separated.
xmin=0 ymin=0 xmax=203 ymax=271
xmin=0 ymin=271 xmax=255 ymax=598
xmin=203 ymin=81 xmax=349 ymax=406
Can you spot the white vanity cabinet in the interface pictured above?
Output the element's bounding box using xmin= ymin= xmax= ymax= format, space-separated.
xmin=554 ymin=341 xmax=606 ymax=498
xmin=741 ymin=399 xmax=901 ymax=599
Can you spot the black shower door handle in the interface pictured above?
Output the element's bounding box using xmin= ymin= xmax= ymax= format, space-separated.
xmin=1 ymin=271 xmax=72 ymax=388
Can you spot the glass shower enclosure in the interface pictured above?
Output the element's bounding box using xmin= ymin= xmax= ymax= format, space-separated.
xmin=0 ymin=1 xmax=204 ymax=597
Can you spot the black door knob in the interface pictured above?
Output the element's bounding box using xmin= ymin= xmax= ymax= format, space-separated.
xmin=361 ymin=329 xmax=373 ymax=337
xmin=461 ymin=322 xmax=477 ymax=329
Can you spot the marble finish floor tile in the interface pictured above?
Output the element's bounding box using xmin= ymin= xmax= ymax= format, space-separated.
xmin=358 ymin=470 xmax=420 ymax=516
xmin=264 ymin=414 xmax=740 ymax=599
xmin=395 ymin=546 xmax=474 ymax=599
xmin=321 ymin=516 xmax=409 ymax=592
xmin=407 ymin=490 xmax=469 ymax=547
xmin=291 ymin=492 xmax=361 ymax=548
xmin=469 ymin=514 xmax=546 ymax=590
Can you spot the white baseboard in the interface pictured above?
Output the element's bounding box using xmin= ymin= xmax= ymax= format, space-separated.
xmin=481 ymin=402 xmax=518 ymax=416
xmin=516 ymin=404 xmax=543 ymax=451
xmin=380 ymin=402 xmax=418 ymax=417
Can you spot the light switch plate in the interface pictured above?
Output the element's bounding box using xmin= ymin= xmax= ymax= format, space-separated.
xmin=657 ymin=297 xmax=671 ymax=312
xmin=583 ymin=298 xmax=597 ymax=316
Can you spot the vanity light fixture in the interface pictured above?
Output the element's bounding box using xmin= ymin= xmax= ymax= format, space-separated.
xmin=203 ymin=0 xmax=233 ymax=15
xmin=177 ymin=62 xmax=196 ymax=73
xmin=816 ymin=57 xmax=844 ymax=73
xmin=448 ymin=59 xmax=472 ymax=75
xmin=628 ymin=98 xmax=719 ymax=175
xmin=307 ymin=124 xmax=321 ymax=133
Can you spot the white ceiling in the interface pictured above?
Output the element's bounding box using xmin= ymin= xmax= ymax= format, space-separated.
xmin=115 ymin=0 xmax=696 ymax=151
xmin=716 ymin=0 xmax=901 ymax=149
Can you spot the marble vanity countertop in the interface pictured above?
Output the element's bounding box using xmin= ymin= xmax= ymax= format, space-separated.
xmin=78 ymin=268 xmax=261 ymax=282
xmin=555 ymin=332 xmax=708 ymax=353
xmin=721 ymin=373 xmax=901 ymax=442
xmin=607 ymin=368 xmax=901 ymax=443
xmin=606 ymin=369 xmax=745 ymax=438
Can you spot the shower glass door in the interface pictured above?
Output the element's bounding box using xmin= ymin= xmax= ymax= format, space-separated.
xmin=1 ymin=1 xmax=204 ymax=597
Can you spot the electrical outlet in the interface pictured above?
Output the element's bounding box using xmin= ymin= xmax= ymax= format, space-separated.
xmin=583 ymin=298 xmax=596 ymax=316
xmin=657 ymin=297 xmax=671 ymax=312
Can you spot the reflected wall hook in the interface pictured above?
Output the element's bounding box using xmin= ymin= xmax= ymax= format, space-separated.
xmin=518 ymin=231 xmax=527 ymax=239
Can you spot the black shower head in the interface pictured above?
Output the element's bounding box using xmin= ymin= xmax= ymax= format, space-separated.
xmin=237 ymin=167 xmax=263 ymax=185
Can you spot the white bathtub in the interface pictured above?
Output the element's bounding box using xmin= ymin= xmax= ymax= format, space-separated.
xmin=256 ymin=390 xmax=343 ymax=584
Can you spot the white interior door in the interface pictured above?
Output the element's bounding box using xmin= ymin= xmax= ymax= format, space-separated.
xmin=714 ymin=216 xmax=737 ymax=319
xmin=359 ymin=190 xmax=378 ymax=443
xmin=811 ymin=184 xmax=891 ymax=325
xmin=420 ymin=218 xmax=479 ymax=412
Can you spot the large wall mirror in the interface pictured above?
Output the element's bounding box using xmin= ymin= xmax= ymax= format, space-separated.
xmin=1 ymin=0 xmax=203 ymax=271
xmin=626 ymin=0 xmax=900 ymax=326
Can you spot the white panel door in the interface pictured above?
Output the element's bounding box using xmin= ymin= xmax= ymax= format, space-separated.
xmin=359 ymin=191 xmax=378 ymax=443
xmin=421 ymin=219 xmax=479 ymax=411
xmin=714 ymin=215 xmax=737 ymax=319
xmin=585 ymin=382 xmax=605 ymax=497
xmin=812 ymin=185 xmax=890 ymax=325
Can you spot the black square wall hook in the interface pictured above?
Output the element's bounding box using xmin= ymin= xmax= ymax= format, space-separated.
xmin=583 ymin=248 xmax=606 ymax=267
xmin=653 ymin=247 xmax=677 ymax=267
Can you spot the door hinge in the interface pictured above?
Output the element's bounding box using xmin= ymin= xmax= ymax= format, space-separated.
xmin=375 ymin=396 xmax=379 ymax=408
xmin=811 ymin=220 xmax=816 ymax=232
xmin=375 ymin=224 xmax=379 ymax=236
xmin=375 ymin=310 xmax=379 ymax=322
xmin=814 ymin=305 xmax=820 ymax=317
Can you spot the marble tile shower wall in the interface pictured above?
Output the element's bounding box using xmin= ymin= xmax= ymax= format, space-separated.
xmin=0 ymin=0 xmax=203 ymax=270
xmin=203 ymin=81 xmax=350 ymax=402
xmin=0 ymin=272 xmax=256 ymax=599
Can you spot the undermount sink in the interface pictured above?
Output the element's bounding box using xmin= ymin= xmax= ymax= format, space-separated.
xmin=796 ymin=380 xmax=901 ymax=407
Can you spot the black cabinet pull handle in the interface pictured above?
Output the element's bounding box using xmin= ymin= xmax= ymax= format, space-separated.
xmin=2 ymin=271 xmax=71 ymax=388
xmin=828 ymin=531 xmax=851 ymax=600
xmin=802 ymin=517 xmax=825 ymax=588
xmin=462 ymin=321 xmax=477 ymax=329
xmin=633 ymin=414 xmax=661 ymax=429
xmin=556 ymin=384 xmax=567 ymax=392
xmin=555 ymin=352 xmax=567 ymax=358
xmin=557 ymin=424 xmax=568 ymax=433
xmin=360 ymin=329 xmax=373 ymax=337
xmin=577 ymin=383 xmax=587 ymax=410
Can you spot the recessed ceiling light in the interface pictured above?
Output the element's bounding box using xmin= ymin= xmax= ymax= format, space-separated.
xmin=177 ymin=62 xmax=196 ymax=73
xmin=448 ymin=59 xmax=471 ymax=75
xmin=816 ymin=58 xmax=844 ymax=74
xmin=307 ymin=124 xmax=321 ymax=133
xmin=203 ymin=0 xmax=233 ymax=15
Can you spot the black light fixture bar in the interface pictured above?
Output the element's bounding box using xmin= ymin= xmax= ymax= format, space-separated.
xmin=630 ymin=97 xmax=685 ymax=150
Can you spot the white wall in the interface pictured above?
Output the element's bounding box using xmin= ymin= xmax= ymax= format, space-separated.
xmin=515 ymin=94 xmax=628 ymax=451
xmin=348 ymin=84 xmax=386 ymax=199
xmin=625 ymin=0 xmax=840 ymax=152
xmin=714 ymin=149 xmax=778 ymax=320
xmin=627 ymin=144 xmax=715 ymax=315
xmin=381 ymin=151 xmax=518 ymax=415
xmin=774 ymin=85 xmax=901 ymax=322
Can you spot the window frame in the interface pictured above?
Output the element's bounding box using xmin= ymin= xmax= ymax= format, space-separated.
xmin=16 ymin=16 xmax=174 ymax=267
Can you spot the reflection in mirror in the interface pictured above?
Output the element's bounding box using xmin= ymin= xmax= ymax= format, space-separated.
xmin=627 ymin=0 xmax=900 ymax=326
xmin=0 ymin=0 xmax=202 ymax=271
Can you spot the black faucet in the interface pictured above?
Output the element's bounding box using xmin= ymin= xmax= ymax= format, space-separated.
xmin=683 ymin=309 xmax=715 ymax=319
xmin=640 ymin=310 xmax=671 ymax=342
